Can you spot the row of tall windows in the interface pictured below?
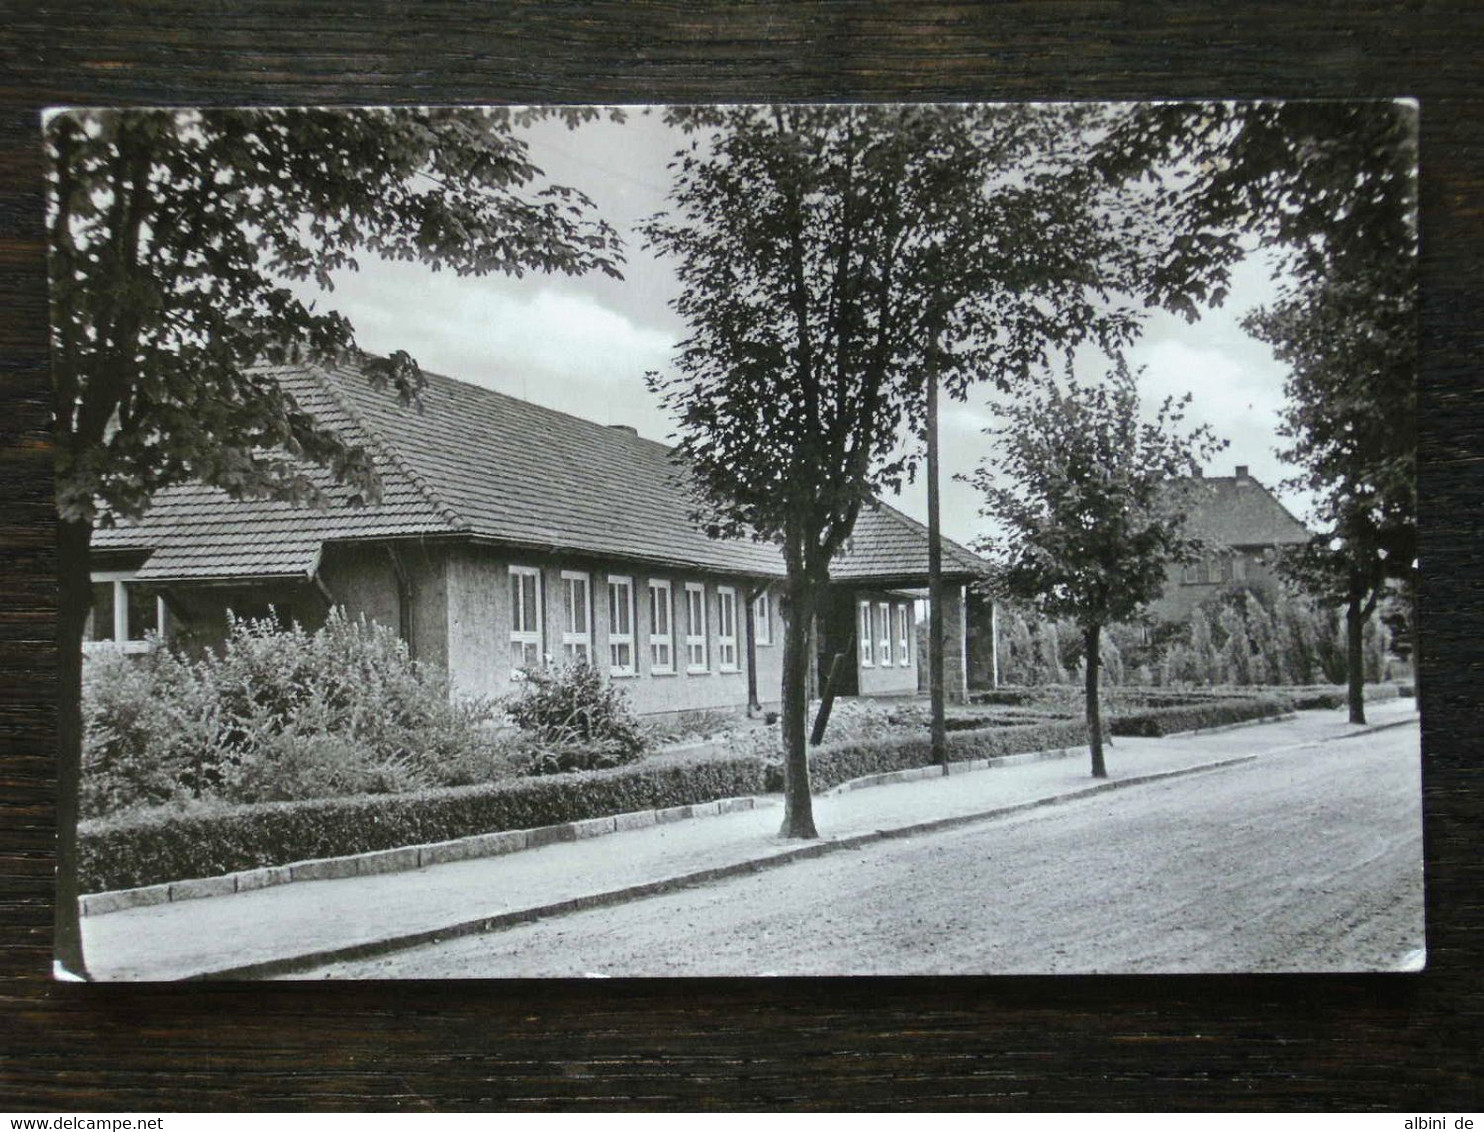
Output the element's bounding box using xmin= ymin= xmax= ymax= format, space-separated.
xmin=511 ymin=566 xmax=770 ymax=679
xmin=858 ymin=600 xmax=913 ymax=669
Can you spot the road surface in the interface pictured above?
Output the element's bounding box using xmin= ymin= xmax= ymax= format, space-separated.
xmin=304 ymin=722 xmax=1424 ymax=978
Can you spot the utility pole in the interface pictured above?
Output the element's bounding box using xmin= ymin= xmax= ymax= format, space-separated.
xmin=926 ymin=357 xmax=948 ymax=772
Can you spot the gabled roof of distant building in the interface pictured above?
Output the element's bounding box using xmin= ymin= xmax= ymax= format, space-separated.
xmin=95 ymin=360 xmax=989 ymax=585
xmin=1165 ymin=468 xmax=1311 ymax=549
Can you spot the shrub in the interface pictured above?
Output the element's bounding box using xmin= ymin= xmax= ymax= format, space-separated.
xmin=763 ymin=719 xmax=1091 ymax=794
xmin=1108 ymin=695 xmax=1294 ymax=737
xmin=82 ymin=612 xmax=508 ymax=816
xmin=505 ymin=663 xmax=648 ymax=774
xmin=78 ymin=748 xmax=766 ymax=893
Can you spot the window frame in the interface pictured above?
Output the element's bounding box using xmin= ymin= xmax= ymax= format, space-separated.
xmin=858 ymin=600 xmax=874 ymax=668
xmin=716 ymin=585 xmax=739 ymax=672
xmin=753 ymin=589 xmax=772 ymax=647
xmin=559 ymin=569 xmax=592 ymax=666
xmin=648 ymin=578 xmax=675 ymax=675
xmin=607 ymin=574 xmax=637 ymax=677
xmin=877 ymin=600 xmax=893 ymax=667
xmin=509 ymin=564 xmax=544 ymax=678
xmin=84 ymin=571 xmax=164 ymax=654
xmin=684 ymin=582 xmax=709 ymax=673
xmin=896 ymin=603 xmax=911 ymax=667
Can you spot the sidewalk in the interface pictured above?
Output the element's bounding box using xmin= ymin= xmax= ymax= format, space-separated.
xmin=81 ymin=699 xmax=1420 ymax=981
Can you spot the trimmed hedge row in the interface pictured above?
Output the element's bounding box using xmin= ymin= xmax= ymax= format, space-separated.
xmin=1109 ymin=695 xmax=1294 ymax=738
xmin=770 ymin=719 xmax=1091 ymax=795
xmin=79 ymin=751 xmax=765 ymax=893
xmin=1284 ymin=683 xmax=1403 ymax=711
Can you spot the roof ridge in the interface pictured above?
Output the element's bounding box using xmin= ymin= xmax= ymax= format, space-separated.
xmin=307 ymin=361 xmax=470 ymax=534
xmin=413 ymin=363 xmax=680 ymax=456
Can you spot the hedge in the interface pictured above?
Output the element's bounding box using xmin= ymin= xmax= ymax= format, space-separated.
xmin=79 ymin=750 xmax=765 ymax=893
xmin=770 ymin=719 xmax=1091 ymax=795
xmin=1283 ymin=683 xmax=1403 ymax=711
xmin=1109 ymin=695 xmax=1295 ymax=738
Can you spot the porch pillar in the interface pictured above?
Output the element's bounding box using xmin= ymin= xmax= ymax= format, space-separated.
xmin=941 ymin=584 xmax=970 ymax=704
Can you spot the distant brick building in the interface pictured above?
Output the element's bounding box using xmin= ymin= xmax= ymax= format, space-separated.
xmin=88 ymin=360 xmax=986 ymax=715
xmin=1147 ymin=465 xmax=1311 ymax=623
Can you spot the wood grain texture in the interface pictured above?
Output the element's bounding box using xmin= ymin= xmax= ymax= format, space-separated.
xmin=1 ymin=0 xmax=1479 ymax=1111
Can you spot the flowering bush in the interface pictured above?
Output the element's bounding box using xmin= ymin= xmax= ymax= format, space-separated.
xmin=505 ymin=663 xmax=647 ymax=774
xmin=81 ymin=612 xmax=517 ymax=817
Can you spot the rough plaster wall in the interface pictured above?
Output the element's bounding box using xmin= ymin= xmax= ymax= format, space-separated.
xmin=320 ymin=544 xmax=400 ymax=632
xmin=444 ymin=546 xmax=507 ymax=701
xmin=855 ymin=589 xmax=920 ymax=698
xmin=406 ymin=547 xmax=448 ymax=672
xmin=438 ymin=549 xmax=783 ymax=716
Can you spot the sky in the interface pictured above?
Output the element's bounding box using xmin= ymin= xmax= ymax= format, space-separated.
xmin=299 ymin=108 xmax=1310 ymax=551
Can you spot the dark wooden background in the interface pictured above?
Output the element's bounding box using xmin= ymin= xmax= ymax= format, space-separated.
xmin=2 ymin=1 xmax=1479 ymax=1111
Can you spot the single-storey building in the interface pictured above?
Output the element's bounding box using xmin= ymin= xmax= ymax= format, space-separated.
xmin=89 ymin=360 xmax=988 ymax=716
xmin=1146 ymin=465 xmax=1312 ymax=623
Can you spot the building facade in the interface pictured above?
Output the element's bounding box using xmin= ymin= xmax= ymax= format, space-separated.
xmin=1146 ymin=465 xmax=1312 ymax=623
xmin=89 ymin=360 xmax=986 ymax=716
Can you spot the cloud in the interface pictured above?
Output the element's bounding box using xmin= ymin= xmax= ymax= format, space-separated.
xmin=301 ymin=262 xmax=680 ymax=440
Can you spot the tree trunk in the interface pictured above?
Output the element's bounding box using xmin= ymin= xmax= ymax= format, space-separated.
xmin=1408 ymin=572 xmax=1421 ymax=705
xmin=809 ymin=651 xmax=846 ymax=746
xmin=1085 ymin=623 xmax=1107 ymax=779
xmin=1346 ymin=566 xmax=1367 ymax=726
xmin=779 ymin=580 xmax=820 ymax=839
xmin=56 ymin=517 xmax=92 ymax=979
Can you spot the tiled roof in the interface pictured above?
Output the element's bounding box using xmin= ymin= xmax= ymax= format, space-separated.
xmin=1164 ymin=473 xmax=1311 ymax=549
xmin=96 ymin=359 xmax=990 ymax=586
xmin=831 ymin=500 xmax=987 ymax=582
xmin=323 ymin=362 xmax=785 ymax=576
xmin=94 ymin=367 xmax=458 ymax=581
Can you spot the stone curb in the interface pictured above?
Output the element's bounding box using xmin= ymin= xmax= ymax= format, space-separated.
xmin=1314 ymin=714 xmax=1418 ymax=742
xmin=821 ymin=744 xmax=1085 ymax=796
xmin=80 ymin=794 xmax=762 ymax=918
xmin=192 ymin=752 xmax=1259 ymax=981
xmin=1157 ymin=711 xmax=1298 ymax=740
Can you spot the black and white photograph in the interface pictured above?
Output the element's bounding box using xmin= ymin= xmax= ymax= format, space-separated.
xmin=48 ymin=101 xmax=1421 ymax=982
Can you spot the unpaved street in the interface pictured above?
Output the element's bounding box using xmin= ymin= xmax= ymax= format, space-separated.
xmin=309 ymin=723 xmax=1423 ymax=977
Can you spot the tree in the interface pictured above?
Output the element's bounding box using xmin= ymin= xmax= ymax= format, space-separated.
xmin=1094 ymin=101 xmax=1419 ymax=721
xmin=47 ymin=106 xmax=624 ymax=977
xmin=969 ymin=361 xmax=1224 ymax=777
xmin=1247 ymin=257 xmax=1418 ymax=722
xmin=642 ymin=104 xmax=1147 ymax=837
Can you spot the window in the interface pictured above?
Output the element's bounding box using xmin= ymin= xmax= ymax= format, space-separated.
xmin=896 ymin=604 xmax=911 ymax=667
xmin=509 ymin=565 xmax=543 ymax=676
xmin=1183 ymin=560 xmax=1202 ymax=584
xmin=684 ymin=583 xmax=708 ymax=672
xmin=648 ymin=579 xmax=674 ymax=674
xmin=560 ymin=570 xmax=592 ymax=664
xmin=85 ymin=573 xmax=163 ymax=653
xmin=859 ymin=601 xmax=874 ymax=667
xmin=753 ymin=590 xmax=772 ymax=646
xmin=607 ymin=575 xmax=635 ymax=675
xmin=1233 ymin=555 xmax=1248 ymax=582
xmin=1206 ymin=556 xmax=1223 ymax=584
xmin=716 ymin=585 xmax=739 ymax=671
xmin=877 ymin=601 xmax=893 ymax=666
